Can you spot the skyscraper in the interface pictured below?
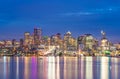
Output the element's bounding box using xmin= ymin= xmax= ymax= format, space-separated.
xmin=100 ymin=31 xmax=110 ymax=52
xmin=24 ymin=32 xmax=31 ymax=45
xmin=33 ymin=28 xmax=42 ymax=45
xmin=77 ymin=34 xmax=98 ymax=51
xmin=64 ymin=31 xmax=77 ymax=51
xmin=20 ymin=39 xmax=24 ymax=47
xmin=50 ymin=33 xmax=63 ymax=48
xmin=12 ymin=39 xmax=16 ymax=46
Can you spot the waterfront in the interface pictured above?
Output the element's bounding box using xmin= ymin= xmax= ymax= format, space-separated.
xmin=0 ymin=56 xmax=120 ymax=79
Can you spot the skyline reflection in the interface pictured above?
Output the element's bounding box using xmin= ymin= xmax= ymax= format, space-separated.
xmin=100 ymin=57 xmax=110 ymax=79
xmin=0 ymin=56 xmax=120 ymax=79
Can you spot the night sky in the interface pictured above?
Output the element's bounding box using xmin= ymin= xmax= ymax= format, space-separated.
xmin=0 ymin=0 xmax=120 ymax=42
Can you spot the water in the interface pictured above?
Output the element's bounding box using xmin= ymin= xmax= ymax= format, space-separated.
xmin=0 ymin=56 xmax=120 ymax=79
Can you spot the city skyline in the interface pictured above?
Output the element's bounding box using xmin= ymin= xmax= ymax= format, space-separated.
xmin=0 ymin=0 xmax=120 ymax=42
xmin=0 ymin=27 xmax=120 ymax=44
xmin=0 ymin=1 xmax=120 ymax=79
xmin=0 ymin=27 xmax=119 ymax=43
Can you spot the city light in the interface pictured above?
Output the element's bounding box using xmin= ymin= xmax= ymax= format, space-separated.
xmin=0 ymin=28 xmax=120 ymax=57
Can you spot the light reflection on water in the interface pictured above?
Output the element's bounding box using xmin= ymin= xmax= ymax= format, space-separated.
xmin=100 ymin=57 xmax=110 ymax=79
xmin=0 ymin=56 xmax=120 ymax=79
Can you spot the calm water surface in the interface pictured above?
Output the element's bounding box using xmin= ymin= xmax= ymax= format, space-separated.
xmin=0 ymin=56 xmax=120 ymax=79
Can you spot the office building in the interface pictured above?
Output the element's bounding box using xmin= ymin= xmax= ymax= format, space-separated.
xmin=33 ymin=28 xmax=42 ymax=45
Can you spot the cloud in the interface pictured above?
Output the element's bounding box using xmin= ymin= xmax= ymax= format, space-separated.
xmin=61 ymin=7 xmax=120 ymax=17
xmin=61 ymin=12 xmax=94 ymax=16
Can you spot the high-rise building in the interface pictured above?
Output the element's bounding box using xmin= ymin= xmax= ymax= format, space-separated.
xmin=33 ymin=28 xmax=42 ymax=45
xmin=42 ymin=36 xmax=50 ymax=46
xmin=64 ymin=31 xmax=77 ymax=51
xmin=24 ymin=32 xmax=31 ymax=45
xmin=77 ymin=34 xmax=98 ymax=51
xmin=20 ymin=39 xmax=24 ymax=47
xmin=100 ymin=30 xmax=110 ymax=52
xmin=50 ymin=33 xmax=63 ymax=48
xmin=12 ymin=39 xmax=16 ymax=46
xmin=77 ymin=36 xmax=85 ymax=50
xmin=85 ymin=34 xmax=95 ymax=50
